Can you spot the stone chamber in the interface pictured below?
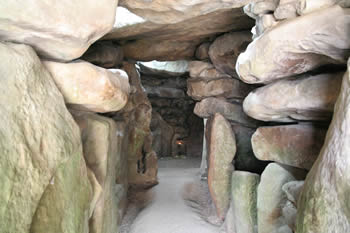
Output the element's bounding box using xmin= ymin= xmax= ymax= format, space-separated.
xmin=1 ymin=0 xmax=350 ymax=233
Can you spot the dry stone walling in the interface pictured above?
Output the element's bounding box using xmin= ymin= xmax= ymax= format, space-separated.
xmin=233 ymin=1 xmax=350 ymax=233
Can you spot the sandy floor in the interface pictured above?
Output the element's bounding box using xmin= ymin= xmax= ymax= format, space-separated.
xmin=128 ymin=157 xmax=220 ymax=233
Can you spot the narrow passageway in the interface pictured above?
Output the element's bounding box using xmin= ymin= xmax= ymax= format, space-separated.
xmin=129 ymin=158 xmax=219 ymax=233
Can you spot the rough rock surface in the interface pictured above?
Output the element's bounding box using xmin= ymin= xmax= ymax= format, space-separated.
xmin=208 ymin=31 xmax=252 ymax=77
xmin=207 ymin=113 xmax=236 ymax=220
xmin=252 ymin=125 xmax=327 ymax=170
xmin=243 ymin=73 xmax=343 ymax=122
xmin=119 ymin=62 xmax=158 ymax=188
xmin=122 ymin=39 xmax=199 ymax=61
xmin=296 ymin=62 xmax=350 ymax=233
xmin=274 ymin=0 xmax=298 ymax=20
xmin=81 ymin=41 xmax=124 ymax=69
xmin=151 ymin=111 xmax=175 ymax=157
xmin=0 ymin=0 xmax=117 ymax=61
xmin=189 ymin=61 xmax=231 ymax=80
xmin=237 ymin=6 xmax=350 ymax=84
xmin=43 ymin=60 xmax=130 ymax=113
xmin=231 ymin=124 xmax=269 ymax=174
xmin=195 ymin=42 xmax=211 ymax=60
xmin=105 ymin=1 xmax=254 ymax=61
xmin=0 ymin=42 xmax=91 ymax=233
xmin=255 ymin=14 xmax=278 ymax=37
xmin=187 ymin=77 xmax=254 ymax=101
xmin=258 ymin=163 xmax=306 ymax=233
xmin=244 ymin=0 xmax=280 ymax=19
xmin=226 ymin=171 xmax=260 ymax=233
xmin=297 ymin=0 xmax=350 ymax=15
xmin=72 ymin=111 xmax=128 ymax=233
xmin=194 ymin=97 xmax=260 ymax=127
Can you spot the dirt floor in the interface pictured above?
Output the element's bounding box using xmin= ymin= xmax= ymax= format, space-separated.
xmin=121 ymin=157 xmax=221 ymax=233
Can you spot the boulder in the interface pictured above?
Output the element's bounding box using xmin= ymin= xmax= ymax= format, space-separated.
xmin=226 ymin=171 xmax=260 ymax=233
xmin=71 ymin=111 xmax=128 ymax=233
xmin=274 ymin=0 xmax=299 ymax=20
xmin=243 ymin=72 xmax=343 ymax=122
xmin=195 ymin=42 xmax=211 ymax=60
xmin=252 ymin=125 xmax=327 ymax=170
xmin=189 ymin=61 xmax=231 ymax=80
xmin=81 ymin=41 xmax=124 ymax=69
xmin=297 ymin=0 xmax=350 ymax=15
xmin=194 ymin=97 xmax=260 ymax=128
xmin=237 ymin=6 xmax=350 ymax=84
xmin=187 ymin=77 xmax=254 ymax=101
xmin=0 ymin=0 xmax=117 ymax=61
xmin=43 ymin=60 xmax=130 ymax=113
xmin=209 ymin=31 xmax=252 ymax=77
xmin=296 ymin=62 xmax=350 ymax=233
xmin=0 ymin=42 xmax=91 ymax=233
xmin=244 ymin=0 xmax=280 ymax=19
xmin=255 ymin=14 xmax=279 ymax=37
xmin=207 ymin=113 xmax=236 ymax=220
xmin=258 ymin=163 xmax=306 ymax=233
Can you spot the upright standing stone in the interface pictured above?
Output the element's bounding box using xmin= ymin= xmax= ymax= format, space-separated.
xmin=258 ymin=163 xmax=306 ymax=233
xmin=72 ymin=111 xmax=129 ymax=233
xmin=0 ymin=42 xmax=91 ymax=233
xmin=200 ymin=119 xmax=208 ymax=179
xmin=207 ymin=113 xmax=237 ymax=220
xmin=296 ymin=62 xmax=350 ymax=233
xmin=226 ymin=171 xmax=260 ymax=233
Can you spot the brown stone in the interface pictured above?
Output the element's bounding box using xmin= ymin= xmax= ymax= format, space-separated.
xmin=194 ymin=97 xmax=260 ymax=128
xmin=187 ymin=77 xmax=254 ymax=101
xmin=209 ymin=31 xmax=252 ymax=77
xmin=120 ymin=62 xmax=158 ymax=189
xmin=81 ymin=41 xmax=124 ymax=69
xmin=195 ymin=42 xmax=210 ymax=60
xmin=207 ymin=113 xmax=236 ymax=220
xmin=252 ymin=125 xmax=327 ymax=170
xmin=122 ymin=39 xmax=198 ymax=61
xmin=189 ymin=61 xmax=231 ymax=80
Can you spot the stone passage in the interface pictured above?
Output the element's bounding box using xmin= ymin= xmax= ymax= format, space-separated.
xmin=128 ymin=158 xmax=219 ymax=233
